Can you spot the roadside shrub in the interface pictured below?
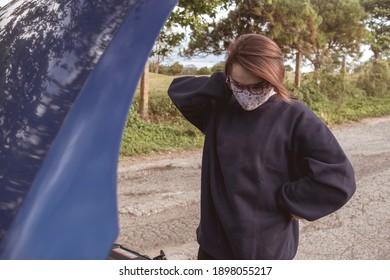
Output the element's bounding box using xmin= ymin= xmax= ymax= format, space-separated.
xmin=301 ymin=70 xmax=364 ymax=102
xmin=148 ymin=95 xmax=183 ymax=123
xmin=132 ymin=95 xmax=183 ymax=123
xmin=355 ymin=59 xmax=390 ymax=97
xmin=288 ymin=81 xmax=334 ymax=124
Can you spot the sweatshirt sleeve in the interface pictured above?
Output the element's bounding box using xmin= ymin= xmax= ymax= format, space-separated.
xmin=168 ymin=72 xmax=229 ymax=133
xmin=277 ymin=105 xmax=356 ymax=221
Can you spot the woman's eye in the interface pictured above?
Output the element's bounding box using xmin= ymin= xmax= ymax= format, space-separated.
xmin=253 ymin=82 xmax=268 ymax=89
xmin=233 ymin=83 xmax=244 ymax=89
xmin=251 ymin=85 xmax=263 ymax=90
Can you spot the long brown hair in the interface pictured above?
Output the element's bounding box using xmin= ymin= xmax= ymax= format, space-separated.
xmin=225 ymin=34 xmax=290 ymax=103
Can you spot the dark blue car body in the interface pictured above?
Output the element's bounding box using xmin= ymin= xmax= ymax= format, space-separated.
xmin=0 ymin=0 xmax=177 ymax=259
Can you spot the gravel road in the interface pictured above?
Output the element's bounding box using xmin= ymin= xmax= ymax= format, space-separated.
xmin=115 ymin=116 xmax=390 ymax=260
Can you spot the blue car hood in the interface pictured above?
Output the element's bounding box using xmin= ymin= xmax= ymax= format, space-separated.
xmin=0 ymin=0 xmax=177 ymax=259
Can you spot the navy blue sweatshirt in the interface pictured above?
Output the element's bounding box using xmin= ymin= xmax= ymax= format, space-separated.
xmin=168 ymin=72 xmax=356 ymax=260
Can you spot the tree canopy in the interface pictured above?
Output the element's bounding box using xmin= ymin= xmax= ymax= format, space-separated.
xmin=361 ymin=0 xmax=390 ymax=59
xmin=150 ymin=0 xmax=228 ymax=72
xmin=184 ymin=0 xmax=368 ymax=72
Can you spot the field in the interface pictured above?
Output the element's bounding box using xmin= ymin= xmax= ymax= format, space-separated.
xmin=134 ymin=72 xmax=177 ymax=98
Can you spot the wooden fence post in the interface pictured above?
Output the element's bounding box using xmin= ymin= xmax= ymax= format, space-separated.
xmin=140 ymin=61 xmax=149 ymax=120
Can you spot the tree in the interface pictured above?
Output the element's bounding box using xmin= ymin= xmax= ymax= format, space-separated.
xmin=168 ymin=61 xmax=184 ymax=75
xmin=185 ymin=0 xmax=368 ymax=82
xmin=157 ymin=64 xmax=169 ymax=75
xmin=309 ymin=0 xmax=367 ymax=71
xmin=285 ymin=64 xmax=293 ymax=72
xmin=150 ymin=30 xmax=183 ymax=74
xmin=184 ymin=0 xmax=322 ymax=87
xmin=361 ymin=0 xmax=390 ymax=59
xmin=139 ymin=0 xmax=228 ymax=119
xmin=267 ymin=0 xmax=322 ymax=87
xmin=184 ymin=0 xmax=271 ymax=57
xmin=211 ymin=61 xmax=226 ymax=72
xmin=197 ymin=67 xmax=212 ymax=75
xmin=182 ymin=64 xmax=198 ymax=75
xmin=139 ymin=61 xmax=149 ymax=120
xmin=355 ymin=59 xmax=390 ymax=96
xmin=151 ymin=0 xmax=229 ymax=71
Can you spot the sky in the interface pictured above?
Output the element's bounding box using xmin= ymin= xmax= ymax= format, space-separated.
xmin=0 ymin=0 xmax=9 ymax=7
xmin=164 ymin=53 xmax=226 ymax=69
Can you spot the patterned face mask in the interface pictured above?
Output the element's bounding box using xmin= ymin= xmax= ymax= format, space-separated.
xmin=232 ymin=86 xmax=276 ymax=111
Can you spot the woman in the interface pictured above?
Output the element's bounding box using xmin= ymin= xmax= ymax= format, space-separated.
xmin=168 ymin=34 xmax=356 ymax=260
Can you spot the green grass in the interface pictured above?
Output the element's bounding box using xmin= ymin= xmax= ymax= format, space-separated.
xmin=120 ymin=109 xmax=204 ymax=157
xmin=309 ymin=95 xmax=390 ymax=126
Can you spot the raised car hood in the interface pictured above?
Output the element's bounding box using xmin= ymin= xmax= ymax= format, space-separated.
xmin=0 ymin=0 xmax=177 ymax=259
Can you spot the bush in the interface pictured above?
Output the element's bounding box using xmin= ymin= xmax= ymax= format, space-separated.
xmin=168 ymin=62 xmax=184 ymax=75
xmin=211 ymin=61 xmax=225 ymax=72
xmin=157 ymin=65 xmax=169 ymax=75
xmin=301 ymin=70 xmax=363 ymax=102
xmin=148 ymin=95 xmax=183 ymax=123
xmin=182 ymin=64 xmax=198 ymax=75
xmin=355 ymin=59 xmax=390 ymax=97
xmin=197 ymin=67 xmax=212 ymax=75
xmin=132 ymin=95 xmax=183 ymax=124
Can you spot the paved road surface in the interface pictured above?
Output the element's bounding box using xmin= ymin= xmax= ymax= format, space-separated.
xmin=115 ymin=116 xmax=390 ymax=260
